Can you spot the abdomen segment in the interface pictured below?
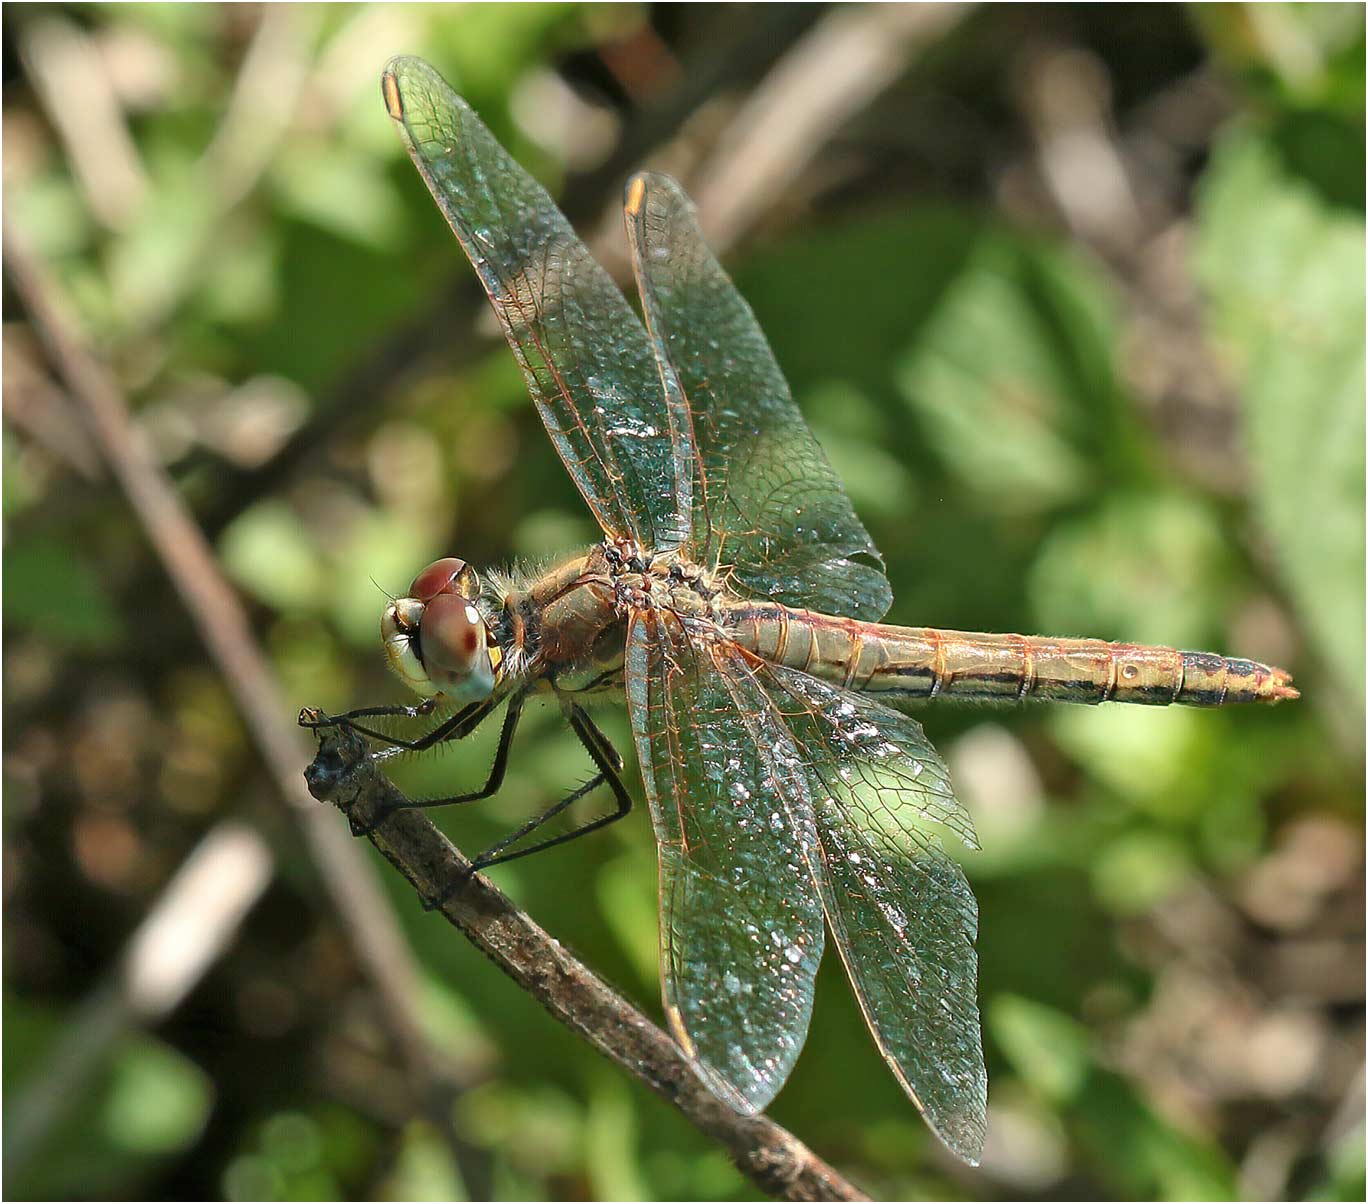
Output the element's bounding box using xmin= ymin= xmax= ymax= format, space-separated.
xmin=725 ymin=603 xmax=1298 ymax=707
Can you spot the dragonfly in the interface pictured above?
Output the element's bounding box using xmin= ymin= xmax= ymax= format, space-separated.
xmin=303 ymin=55 xmax=1298 ymax=1165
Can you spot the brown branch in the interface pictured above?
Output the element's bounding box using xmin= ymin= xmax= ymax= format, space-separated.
xmin=304 ymin=724 xmax=870 ymax=1203
xmin=4 ymin=822 xmax=273 ymax=1170
xmin=17 ymin=15 xmax=149 ymax=230
xmin=691 ymin=3 xmax=976 ymax=254
xmin=1 ymin=225 xmax=462 ymax=1161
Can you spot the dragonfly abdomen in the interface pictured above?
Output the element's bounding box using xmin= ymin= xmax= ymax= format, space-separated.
xmin=726 ymin=603 xmax=1297 ymax=707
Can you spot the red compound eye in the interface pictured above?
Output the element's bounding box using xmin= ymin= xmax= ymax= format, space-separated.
xmin=419 ymin=592 xmax=485 ymax=677
xmin=408 ymin=557 xmax=477 ymax=601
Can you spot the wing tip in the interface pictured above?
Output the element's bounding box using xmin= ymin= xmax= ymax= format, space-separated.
xmin=622 ymin=170 xmax=691 ymax=214
xmin=381 ymin=64 xmax=403 ymax=121
xmin=692 ymin=1060 xmax=772 ymax=1118
xmin=381 ymin=55 xmax=470 ymax=128
xmin=666 ymin=999 xmax=786 ymax=1117
xmin=938 ymin=1105 xmax=987 ymax=1166
xmin=895 ymin=1063 xmax=986 ymax=1164
xmin=380 ymin=53 xmax=426 ymax=96
xmin=882 ymin=1028 xmax=988 ymax=1166
xmin=624 ymin=172 xmax=648 ymax=218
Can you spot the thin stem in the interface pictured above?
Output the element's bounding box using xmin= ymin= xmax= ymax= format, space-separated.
xmin=1 ymin=223 xmax=461 ymax=1174
xmin=303 ymin=725 xmax=870 ymax=1203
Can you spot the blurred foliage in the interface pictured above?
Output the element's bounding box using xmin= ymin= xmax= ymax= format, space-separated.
xmin=1195 ymin=122 xmax=1366 ymax=703
xmin=3 ymin=3 xmax=1363 ymax=1202
xmin=4 ymin=998 xmax=214 ymax=1199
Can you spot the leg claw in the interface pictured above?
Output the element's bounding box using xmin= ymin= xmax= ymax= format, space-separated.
xmin=299 ymin=707 xmax=341 ymax=730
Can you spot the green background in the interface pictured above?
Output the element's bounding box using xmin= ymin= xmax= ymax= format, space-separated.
xmin=3 ymin=3 xmax=1363 ymax=1200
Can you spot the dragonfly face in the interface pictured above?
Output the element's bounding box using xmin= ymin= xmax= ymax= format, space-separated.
xmin=382 ymin=557 xmax=498 ymax=704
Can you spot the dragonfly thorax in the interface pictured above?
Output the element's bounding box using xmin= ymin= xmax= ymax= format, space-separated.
xmin=603 ymin=541 xmax=721 ymax=622
xmin=381 ymin=557 xmax=499 ymax=703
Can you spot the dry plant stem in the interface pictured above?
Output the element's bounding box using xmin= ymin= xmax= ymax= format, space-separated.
xmin=693 ymin=3 xmax=974 ymax=252
xmin=305 ymin=725 xmax=870 ymax=1204
xmin=4 ymin=823 xmax=273 ymax=1171
xmin=18 ymin=15 xmax=149 ymax=229
xmin=1 ymin=229 xmax=449 ymax=1142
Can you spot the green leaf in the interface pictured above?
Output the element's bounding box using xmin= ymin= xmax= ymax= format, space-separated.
xmin=1195 ymin=127 xmax=1366 ymax=707
xmin=384 ymin=1120 xmax=467 ymax=1202
xmin=272 ymin=141 xmax=407 ymax=249
xmin=219 ymin=500 xmax=326 ymax=614
xmin=1193 ymin=3 xmax=1366 ymax=131
xmin=1049 ymin=703 xmax=1203 ymax=808
xmin=990 ymin=995 xmax=1238 ymax=1198
xmin=895 ymin=231 xmax=1147 ymax=510
xmin=102 ymin=1038 xmax=213 ymax=1154
xmin=4 ymin=1000 xmax=213 ymax=1198
xmin=584 ymin=1070 xmax=647 ymax=1203
xmin=595 ymin=850 xmax=660 ymax=990
xmin=1090 ymin=829 xmax=1194 ymax=915
xmin=3 ymin=535 xmax=124 ymax=648
xmin=990 ymin=994 xmax=1091 ymax=1102
xmin=106 ymin=167 xmax=219 ymax=330
xmin=1028 ymin=489 xmax=1235 ymax=649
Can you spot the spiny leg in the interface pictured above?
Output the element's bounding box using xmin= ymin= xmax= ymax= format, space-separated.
xmin=349 ymin=694 xmax=524 ymax=837
xmin=302 ymin=697 xmax=497 ymax=757
xmin=299 ymin=696 xmax=440 ymax=729
xmin=423 ymin=703 xmax=632 ymax=911
xmin=369 ymin=696 xmax=501 ymax=759
xmin=470 ymin=705 xmax=630 ymax=868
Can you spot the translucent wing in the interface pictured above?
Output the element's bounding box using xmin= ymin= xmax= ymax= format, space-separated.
xmin=624 ymin=172 xmax=893 ymax=620
xmin=383 ymin=57 xmax=692 ymax=552
xmin=753 ymin=660 xmax=987 ymax=1164
xmin=625 ymin=609 xmax=825 ymax=1111
xmin=628 ymin=609 xmax=985 ymax=1153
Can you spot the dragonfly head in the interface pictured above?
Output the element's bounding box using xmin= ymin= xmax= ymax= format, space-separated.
xmin=382 ymin=557 xmax=498 ymax=703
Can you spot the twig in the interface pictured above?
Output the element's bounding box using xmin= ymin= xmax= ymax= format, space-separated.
xmin=17 ymin=15 xmax=149 ymax=229
xmin=691 ymin=3 xmax=975 ymax=253
xmin=198 ymin=4 xmax=321 ymax=211
xmin=4 ymin=823 xmax=273 ymax=1169
xmin=1 ymin=226 xmax=455 ymax=1166
xmin=1014 ymin=43 xmax=1144 ymax=255
xmin=1 ymin=326 xmax=104 ymax=478
xmin=303 ymin=724 xmax=870 ymax=1203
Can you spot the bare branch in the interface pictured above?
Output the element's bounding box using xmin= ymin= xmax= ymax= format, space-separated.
xmin=198 ymin=5 xmax=322 ymax=210
xmin=692 ymin=3 xmax=975 ymax=253
xmin=1 ymin=225 xmax=456 ymax=1165
xmin=18 ymin=15 xmax=149 ymax=229
xmin=4 ymin=823 xmax=273 ymax=1169
xmin=304 ymin=724 xmax=871 ymax=1204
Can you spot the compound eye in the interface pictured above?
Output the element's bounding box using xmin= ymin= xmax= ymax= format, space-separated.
xmin=419 ymin=592 xmax=486 ymax=679
xmin=408 ymin=557 xmax=478 ymax=601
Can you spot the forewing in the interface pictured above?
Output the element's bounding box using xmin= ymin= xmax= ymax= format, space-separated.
xmin=624 ymin=172 xmax=892 ymax=620
xmin=753 ymin=661 xmax=988 ymax=1164
xmin=383 ymin=58 xmax=692 ymax=552
xmin=625 ymin=610 xmax=825 ymax=1112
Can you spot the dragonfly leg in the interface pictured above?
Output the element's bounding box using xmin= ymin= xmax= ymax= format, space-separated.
xmin=367 ymin=698 xmax=499 ymax=758
xmin=422 ymin=704 xmax=632 ymax=911
xmin=311 ymin=698 xmax=496 ymax=762
xmin=349 ymin=695 xmax=521 ymax=838
xmin=299 ymin=696 xmax=440 ymax=730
